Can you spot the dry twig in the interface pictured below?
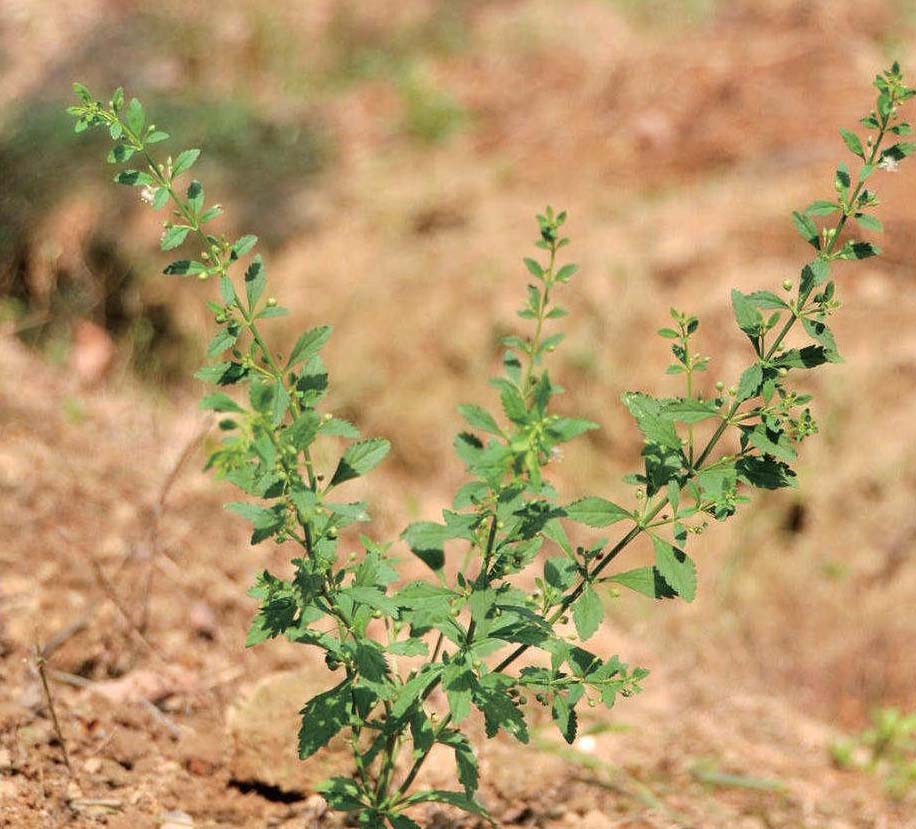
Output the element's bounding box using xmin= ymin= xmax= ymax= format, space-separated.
xmin=34 ymin=642 xmax=72 ymax=775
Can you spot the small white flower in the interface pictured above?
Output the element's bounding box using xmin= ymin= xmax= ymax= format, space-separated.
xmin=575 ymin=735 xmax=597 ymax=754
xmin=139 ymin=185 xmax=158 ymax=204
xmin=879 ymin=155 xmax=900 ymax=172
xmin=550 ymin=446 xmax=564 ymax=463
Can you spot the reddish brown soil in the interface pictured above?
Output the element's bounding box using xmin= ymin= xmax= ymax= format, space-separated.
xmin=2 ymin=2 xmax=916 ymax=827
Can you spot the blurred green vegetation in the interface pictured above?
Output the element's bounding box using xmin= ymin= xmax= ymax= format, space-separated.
xmin=0 ymin=1 xmax=476 ymax=381
xmin=0 ymin=96 xmax=327 ymax=381
xmin=832 ymin=708 xmax=916 ymax=799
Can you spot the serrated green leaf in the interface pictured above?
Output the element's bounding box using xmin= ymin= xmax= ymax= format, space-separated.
xmin=607 ymin=567 xmax=677 ymax=599
xmin=500 ymin=386 xmax=528 ymax=425
xmin=125 ymin=98 xmax=144 ymax=136
xmin=186 ymin=180 xmax=204 ymax=215
xmin=523 ymin=257 xmax=544 ymax=278
xmin=200 ymin=392 xmax=244 ymax=414
xmin=230 ymin=234 xmax=258 ymax=259
xmin=572 ymin=584 xmax=603 ymax=641
xmin=152 ymin=187 xmax=170 ymax=210
xmin=731 ymin=289 xmax=763 ymax=337
xmin=206 ymin=327 xmax=238 ymax=358
xmin=112 ymin=168 xmax=148 ymax=186
xmin=745 ymin=290 xmax=789 ymax=310
xmin=160 ymin=226 xmax=190 ymax=251
xmin=748 ymin=423 xmax=796 ymax=462
xmin=546 ymin=416 xmax=599 ymax=442
xmin=244 ymin=255 xmax=265 ymax=309
xmin=735 ymin=362 xmax=763 ymax=402
xmin=298 ymin=681 xmax=351 ymax=759
xmin=652 ymin=537 xmax=696 ymax=602
xmin=792 ymin=211 xmax=820 ymax=249
xmin=564 ymin=497 xmax=631 ymax=528
xmin=839 ymin=128 xmax=865 ymax=159
xmin=551 ymin=694 xmax=578 ymax=744
xmin=660 ymin=399 xmax=720 ymax=424
xmin=439 ymin=730 xmax=479 ymax=795
xmin=555 ymin=263 xmax=578 ymax=282
xmin=402 ymin=790 xmax=490 ymax=819
xmin=163 ymin=259 xmax=207 ymax=276
xmin=172 ymin=148 xmax=200 ymax=177
xmin=806 ymin=200 xmax=840 ymax=216
xmin=330 ymin=438 xmax=391 ymax=486
xmin=315 ymin=776 xmax=366 ymax=811
xmin=621 ymin=392 xmax=681 ymax=451
xmin=458 ymin=404 xmax=501 ymax=435
xmin=287 ymin=325 xmax=333 ymax=370
xmin=855 ymin=213 xmax=883 ymax=232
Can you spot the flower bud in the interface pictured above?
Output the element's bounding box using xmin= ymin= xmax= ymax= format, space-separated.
xmin=782 ymin=280 xmax=793 ymax=292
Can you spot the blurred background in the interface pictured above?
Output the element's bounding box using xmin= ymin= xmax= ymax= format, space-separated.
xmin=2 ymin=1 xmax=916 ymax=827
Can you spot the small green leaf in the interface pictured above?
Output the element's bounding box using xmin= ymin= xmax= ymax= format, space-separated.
xmin=458 ymin=404 xmax=501 ymax=435
xmin=160 ymin=225 xmax=190 ymax=251
xmin=163 ymin=259 xmax=208 ymax=276
xmin=186 ymin=180 xmax=204 ymax=215
xmin=564 ymin=497 xmax=631 ymax=528
xmin=551 ymin=694 xmax=578 ymax=744
xmin=855 ymin=213 xmax=883 ymax=232
xmin=523 ymin=257 xmax=544 ymax=277
xmin=113 ymin=170 xmax=151 ymax=186
xmin=125 ymin=98 xmax=145 ymax=136
xmin=172 ymin=148 xmax=200 ymax=177
xmin=287 ymin=325 xmax=333 ymax=369
xmin=608 ymin=567 xmax=676 ymax=599
xmin=402 ymin=790 xmax=491 ymax=820
xmin=572 ymin=584 xmax=603 ymax=641
xmin=230 ymin=234 xmax=258 ymax=259
xmin=735 ymin=362 xmax=763 ymax=402
xmin=839 ymin=128 xmax=865 ymax=159
xmin=792 ymin=211 xmax=820 ymax=249
xmin=152 ymin=187 xmax=170 ymax=210
xmin=200 ymin=392 xmax=244 ymax=413
xmin=315 ymin=776 xmax=366 ymax=811
xmin=731 ymin=289 xmax=763 ymax=338
xmin=298 ymin=681 xmax=351 ymax=759
xmin=330 ymin=438 xmax=391 ymax=486
xmin=652 ymin=537 xmax=696 ymax=602
xmin=206 ymin=328 xmax=238 ymax=358
xmin=660 ymin=399 xmax=720 ymax=424
xmin=555 ymin=263 xmax=578 ymax=282
xmin=439 ymin=730 xmax=479 ymax=796
xmin=805 ymin=200 xmax=840 ymax=216
xmin=244 ymin=255 xmax=266 ymax=309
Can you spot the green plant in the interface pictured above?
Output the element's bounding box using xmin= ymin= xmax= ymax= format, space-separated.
xmin=67 ymin=64 xmax=914 ymax=827
xmin=832 ymin=708 xmax=916 ymax=799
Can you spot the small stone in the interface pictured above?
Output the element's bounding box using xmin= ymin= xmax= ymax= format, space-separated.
xmin=0 ymin=747 xmax=12 ymax=771
xmin=159 ymin=809 xmax=194 ymax=828
xmin=65 ymin=780 xmax=84 ymax=803
xmin=83 ymin=757 xmax=102 ymax=775
xmin=579 ymin=810 xmax=607 ymax=829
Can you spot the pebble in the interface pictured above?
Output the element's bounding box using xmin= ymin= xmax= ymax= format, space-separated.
xmin=160 ymin=810 xmax=194 ymax=828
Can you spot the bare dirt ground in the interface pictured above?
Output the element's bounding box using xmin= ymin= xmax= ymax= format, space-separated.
xmin=2 ymin=1 xmax=916 ymax=827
